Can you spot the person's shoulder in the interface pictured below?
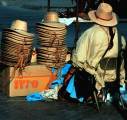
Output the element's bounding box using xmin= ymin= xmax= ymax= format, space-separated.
xmin=82 ymin=24 xmax=107 ymax=36
xmin=93 ymin=25 xmax=107 ymax=36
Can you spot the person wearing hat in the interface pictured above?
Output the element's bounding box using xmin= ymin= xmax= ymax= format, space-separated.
xmin=60 ymin=2 xmax=127 ymax=104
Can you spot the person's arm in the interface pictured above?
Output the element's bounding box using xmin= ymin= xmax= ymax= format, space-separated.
xmin=90 ymin=30 xmax=108 ymax=69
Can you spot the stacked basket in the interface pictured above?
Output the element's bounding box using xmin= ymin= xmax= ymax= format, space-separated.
xmin=36 ymin=12 xmax=68 ymax=68
xmin=1 ymin=20 xmax=34 ymax=67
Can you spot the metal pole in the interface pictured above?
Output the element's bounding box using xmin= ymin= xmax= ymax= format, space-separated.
xmin=74 ymin=0 xmax=80 ymax=48
xmin=47 ymin=0 xmax=50 ymax=11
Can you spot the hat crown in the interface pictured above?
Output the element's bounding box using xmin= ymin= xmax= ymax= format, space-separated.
xmin=44 ymin=11 xmax=59 ymax=23
xmin=96 ymin=3 xmax=113 ymax=21
xmin=10 ymin=20 xmax=27 ymax=32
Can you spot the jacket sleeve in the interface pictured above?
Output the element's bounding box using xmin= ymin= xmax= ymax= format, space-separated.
xmin=89 ymin=30 xmax=109 ymax=68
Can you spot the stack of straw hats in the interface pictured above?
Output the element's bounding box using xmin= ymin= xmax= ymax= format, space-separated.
xmin=36 ymin=11 xmax=68 ymax=68
xmin=1 ymin=20 xmax=34 ymax=67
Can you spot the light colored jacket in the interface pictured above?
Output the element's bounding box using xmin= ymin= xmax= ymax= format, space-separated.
xmin=72 ymin=24 xmax=126 ymax=89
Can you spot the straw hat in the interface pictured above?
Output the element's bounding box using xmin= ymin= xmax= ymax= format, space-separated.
xmin=1 ymin=20 xmax=33 ymax=67
xmin=2 ymin=36 xmax=32 ymax=45
xmin=44 ymin=11 xmax=59 ymax=23
xmin=88 ymin=3 xmax=118 ymax=26
xmin=6 ymin=20 xmax=34 ymax=36
xmin=36 ymin=26 xmax=66 ymax=34
xmin=37 ymin=11 xmax=66 ymax=28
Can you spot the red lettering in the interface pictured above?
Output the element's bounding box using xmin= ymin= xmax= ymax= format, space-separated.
xmin=31 ymin=80 xmax=38 ymax=88
xmin=14 ymin=80 xmax=19 ymax=89
xmin=13 ymin=79 xmax=38 ymax=89
xmin=19 ymin=80 xmax=24 ymax=89
xmin=24 ymin=80 xmax=29 ymax=89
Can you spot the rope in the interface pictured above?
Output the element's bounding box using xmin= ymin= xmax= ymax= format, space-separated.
xmin=10 ymin=37 xmax=30 ymax=80
xmin=44 ymin=31 xmax=66 ymax=69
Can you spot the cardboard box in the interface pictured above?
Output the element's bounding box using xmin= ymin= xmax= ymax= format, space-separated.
xmin=1 ymin=65 xmax=56 ymax=97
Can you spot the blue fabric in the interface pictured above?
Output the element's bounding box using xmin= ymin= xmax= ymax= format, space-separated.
xmin=26 ymin=64 xmax=72 ymax=102
xmin=60 ymin=63 xmax=72 ymax=76
xmin=50 ymin=63 xmax=72 ymax=89
xmin=66 ymin=75 xmax=84 ymax=102
xmin=26 ymin=93 xmax=45 ymax=102
xmin=51 ymin=63 xmax=84 ymax=102
xmin=50 ymin=78 xmax=64 ymax=89
xmin=51 ymin=67 xmax=56 ymax=73
xmin=120 ymin=84 xmax=127 ymax=103
xmin=57 ymin=63 xmax=72 ymax=77
xmin=66 ymin=75 xmax=77 ymax=99
xmin=120 ymin=84 xmax=126 ymax=94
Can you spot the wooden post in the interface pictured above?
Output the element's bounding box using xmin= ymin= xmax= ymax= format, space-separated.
xmin=74 ymin=0 xmax=80 ymax=48
xmin=47 ymin=0 xmax=50 ymax=11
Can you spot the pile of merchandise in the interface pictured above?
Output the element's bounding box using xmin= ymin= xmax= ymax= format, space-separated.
xmin=36 ymin=12 xmax=68 ymax=68
xmin=1 ymin=20 xmax=34 ymax=67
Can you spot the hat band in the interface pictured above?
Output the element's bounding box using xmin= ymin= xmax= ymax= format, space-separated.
xmin=95 ymin=12 xmax=112 ymax=21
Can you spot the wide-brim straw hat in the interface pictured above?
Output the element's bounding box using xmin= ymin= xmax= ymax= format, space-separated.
xmin=44 ymin=11 xmax=59 ymax=22
xmin=2 ymin=36 xmax=33 ymax=45
xmin=36 ymin=11 xmax=66 ymax=29
xmin=3 ymin=29 xmax=34 ymax=39
xmin=37 ymin=51 xmax=67 ymax=58
xmin=37 ymin=31 xmax=66 ymax=38
xmin=38 ymin=36 xmax=65 ymax=41
xmin=1 ymin=50 xmax=32 ymax=67
xmin=5 ymin=19 xmax=34 ymax=37
xmin=88 ymin=3 xmax=118 ymax=26
xmin=2 ymin=28 xmax=33 ymax=46
xmin=39 ymin=41 xmax=65 ymax=47
xmin=36 ymin=22 xmax=66 ymax=30
xmin=1 ymin=43 xmax=32 ymax=54
xmin=38 ymin=11 xmax=66 ymax=28
xmin=36 ymin=26 xmax=66 ymax=35
xmin=37 ymin=46 xmax=67 ymax=53
xmin=37 ymin=46 xmax=67 ymax=64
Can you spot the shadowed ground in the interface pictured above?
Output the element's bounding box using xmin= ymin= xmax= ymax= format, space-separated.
xmin=0 ymin=92 xmax=126 ymax=120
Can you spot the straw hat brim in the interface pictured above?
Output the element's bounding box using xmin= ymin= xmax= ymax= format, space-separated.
xmin=3 ymin=34 xmax=33 ymax=42
xmin=88 ymin=10 xmax=118 ymax=26
xmin=36 ymin=28 xmax=66 ymax=35
xmin=36 ymin=22 xmax=66 ymax=29
xmin=37 ymin=46 xmax=67 ymax=52
xmin=39 ymin=42 xmax=65 ymax=47
xmin=5 ymin=28 xmax=34 ymax=37
xmin=3 ymin=29 xmax=34 ymax=39
xmin=2 ymin=37 xmax=33 ymax=45
xmin=37 ymin=33 xmax=66 ymax=39
xmin=38 ymin=36 xmax=65 ymax=41
xmin=37 ymin=55 xmax=66 ymax=59
xmin=3 ymin=32 xmax=33 ymax=41
xmin=37 ymin=51 xmax=67 ymax=55
xmin=36 ymin=25 xmax=66 ymax=31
